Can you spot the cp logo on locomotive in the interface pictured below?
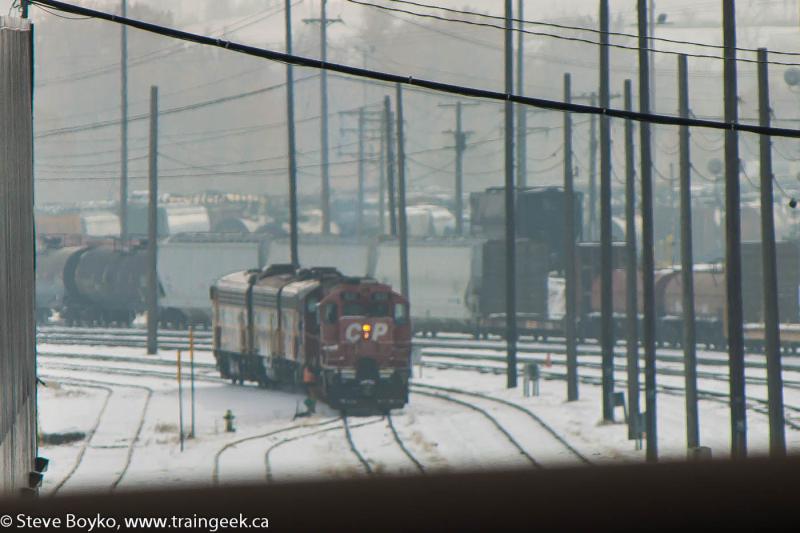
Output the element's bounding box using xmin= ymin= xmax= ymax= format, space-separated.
xmin=345 ymin=321 xmax=389 ymax=343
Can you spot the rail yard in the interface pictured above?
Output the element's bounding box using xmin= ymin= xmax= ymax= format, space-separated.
xmin=6 ymin=0 xmax=800 ymax=528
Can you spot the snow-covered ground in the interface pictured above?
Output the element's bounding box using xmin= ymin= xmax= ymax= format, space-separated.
xmin=36 ymin=342 xmax=800 ymax=495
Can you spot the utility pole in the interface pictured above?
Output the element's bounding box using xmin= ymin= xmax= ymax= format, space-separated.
xmin=758 ymin=47 xmax=786 ymax=457
xmin=146 ymin=86 xmax=159 ymax=356
xmin=589 ymin=93 xmax=598 ymax=241
xmin=439 ymin=101 xmax=477 ymax=236
xmin=637 ymin=0 xmax=658 ymax=462
xmin=564 ymin=73 xmax=579 ymax=402
xmin=678 ymin=54 xmax=699 ymax=451
xmin=395 ymin=84 xmax=409 ymax=301
xmin=723 ymin=0 xmax=747 ymax=460
xmin=599 ymin=0 xmax=615 ymax=422
xmin=624 ymin=79 xmax=640 ymax=440
xmin=341 ymin=107 xmax=383 ymax=237
xmin=379 ymin=108 xmax=386 ymax=236
xmin=120 ymin=0 xmax=128 ymax=242
xmin=504 ymin=0 xmax=518 ymax=389
xmin=384 ymin=96 xmax=397 ymax=236
xmin=516 ymin=0 xmax=527 ymax=188
xmin=357 ymin=107 xmax=365 ymax=236
xmin=286 ymin=0 xmax=299 ymax=266
xmin=649 ymin=0 xmax=658 ymax=188
xmin=303 ymin=1 xmax=341 ymax=235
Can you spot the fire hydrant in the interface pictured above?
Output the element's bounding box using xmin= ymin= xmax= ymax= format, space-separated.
xmin=224 ymin=409 xmax=236 ymax=433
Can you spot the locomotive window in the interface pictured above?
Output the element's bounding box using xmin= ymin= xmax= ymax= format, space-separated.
xmin=342 ymin=302 xmax=366 ymax=316
xmin=342 ymin=291 xmax=359 ymax=302
xmin=371 ymin=292 xmax=389 ymax=302
xmin=367 ymin=303 xmax=389 ymax=317
xmin=306 ymin=297 xmax=318 ymax=313
xmin=323 ymin=303 xmax=338 ymax=324
xmin=394 ymin=303 xmax=408 ymax=325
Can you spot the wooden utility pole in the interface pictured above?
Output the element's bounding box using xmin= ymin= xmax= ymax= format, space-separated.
xmin=146 ymin=86 xmax=159 ymax=356
xmin=678 ymin=54 xmax=699 ymax=450
xmin=757 ymin=47 xmax=786 ymax=458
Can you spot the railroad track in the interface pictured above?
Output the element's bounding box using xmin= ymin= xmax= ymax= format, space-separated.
xmin=38 ymin=324 xmax=800 ymax=377
xmin=429 ymin=359 xmax=800 ymax=432
xmin=213 ymin=418 xmax=342 ymax=485
xmin=411 ymin=387 xmax=541 ymax=468
xmin=413 ymin=383 xmax=590 ymax=465
xmin=40 ymin=374 xmax=154 ymax=493
xmin=49 ymin=382 xmax=114 ymax=496
xmin=386 ymin=414 xmax=426 ymax=473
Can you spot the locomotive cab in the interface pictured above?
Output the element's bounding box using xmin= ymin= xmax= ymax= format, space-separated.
xmin=318 ymin=279 xmax=411 ymax=410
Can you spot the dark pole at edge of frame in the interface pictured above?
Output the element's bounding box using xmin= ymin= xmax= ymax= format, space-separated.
xmin=623 ymin=79 xmax=640 ymax=440
xmin=395 ymin=83 xmax=409 ymax=302
xmin=757 ymin=47 xmax=786 ymax=458
xmin=564 ymin=72 xmax=579 ymax=402
xmin=723 ymin=0 xmax=747 ymax=460
xmin=286 ymin=0 xmax=299 ymax=267
xmin=637 ymin=0 xmax=658 ymax=462
xmin=504 ymin=0 xmax=518 ymax=388
xmin=384 ymin=96 xmax=397 ymax=237
xmin=516 ymin=0 xmax=527 ymax=188
xmin=120 ymin=0 xmax=128 ymax=242
xmin=678 ymin=54 xmax=700 ymax=451
xmin=599 ymin=0 xmax=615 ymax=422
xmin=147 ymin=85 xmax=159 ymax=356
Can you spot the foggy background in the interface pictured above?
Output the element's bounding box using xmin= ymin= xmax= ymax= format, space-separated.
xmin=12 ymin=0 xmax=800 ymax=221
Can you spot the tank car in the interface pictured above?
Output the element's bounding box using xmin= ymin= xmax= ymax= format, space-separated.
xmin=35 ymin=245 xmax=151 ymax=326
xmin=211 ymin=265 xmax=411 ymax=410
xmin=65 ymin=247 xmax=150 ymax=326
xmin=35 ymin=245 xmax=83 ymax=322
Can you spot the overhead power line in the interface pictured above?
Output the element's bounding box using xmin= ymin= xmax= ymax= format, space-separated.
xmin=30 ymin=0 xmax=800 ymax=139
xmin=35 ymin=74 xmax=319 ymax=138
xmin=36 ymin=0 xmax=296 ymax=87
xmin=382 ymin=0 xmax=800 ymax=58
xmin=346 ymin=0 xmax=800 ymax=67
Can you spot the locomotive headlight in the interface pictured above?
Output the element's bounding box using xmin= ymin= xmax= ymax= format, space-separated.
xmin=362 ymin=323 xmax=371 ymax=340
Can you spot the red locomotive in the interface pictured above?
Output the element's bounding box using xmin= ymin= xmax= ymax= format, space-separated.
xmin=210 ymin=264 xmax=412 ymax=410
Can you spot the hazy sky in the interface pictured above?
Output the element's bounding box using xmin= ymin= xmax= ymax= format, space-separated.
xmin=14 ymin=0 xmax=800 ymax=205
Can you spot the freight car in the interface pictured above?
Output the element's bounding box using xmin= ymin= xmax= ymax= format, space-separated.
xmin=470 ymin=186 xmax=583 ymax=270
xmin=270 ymin=236 xmax=559 ymax=340
xmin=158 ymin=233 xmax=269 ymax=328
xmin=35 ymin=245 xmax=151 ymax=326
xmin=211 ymin=265 xmax=411 ymax=410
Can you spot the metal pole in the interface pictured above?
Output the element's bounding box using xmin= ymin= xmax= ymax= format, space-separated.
xmin=637 ymin=0 xmax=658 ymax=462
xmin=723 ymin=0 xmax=747 ymax=460
xmin=357 ymin=106 xmax=365 ymax=237
xmin=395 ymin=84 xmax=409 ymax=300
xmin=589 ymin=93 xmax=598 ymax=241
xmin=320 ymin=0 xmax=331 ymax=235
xmin=286 ymin=0 xmax=299 ymax=266
xmin=505 ymin=0 xmax=518 ymax=389
xmin=678 ymin=54 xmax=699 ymax=450
xmin=757 ymin=47 xmax=786 ymax=457
xmin=624 ymin=79 xmax=640 ymax=439
xmin=21 ymin=0 xmax=28 ymax=18
xmin=516 ymin=0 xmax=527 ymax=189
xmin=564 ymin=73 xmax=579 ymax=402
xmin=190 ymin=326 xmax=196 ymax=439
xmin=146 ymin=85 xmax=159 ymax=356
xmin=119 ymin=0 xmax=128 ymax=242
xmin=599 ymin=0 xmax=615 ymax=422
xmin=384 ymin=96 xmax=397 ymax=237
xmin=177 ymin=350 xmax=184 ymax=452
xmin=455 ymin=102 xmax=465 ymax=236
xmin=379 ymin=108 xmax=386 ymax=236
